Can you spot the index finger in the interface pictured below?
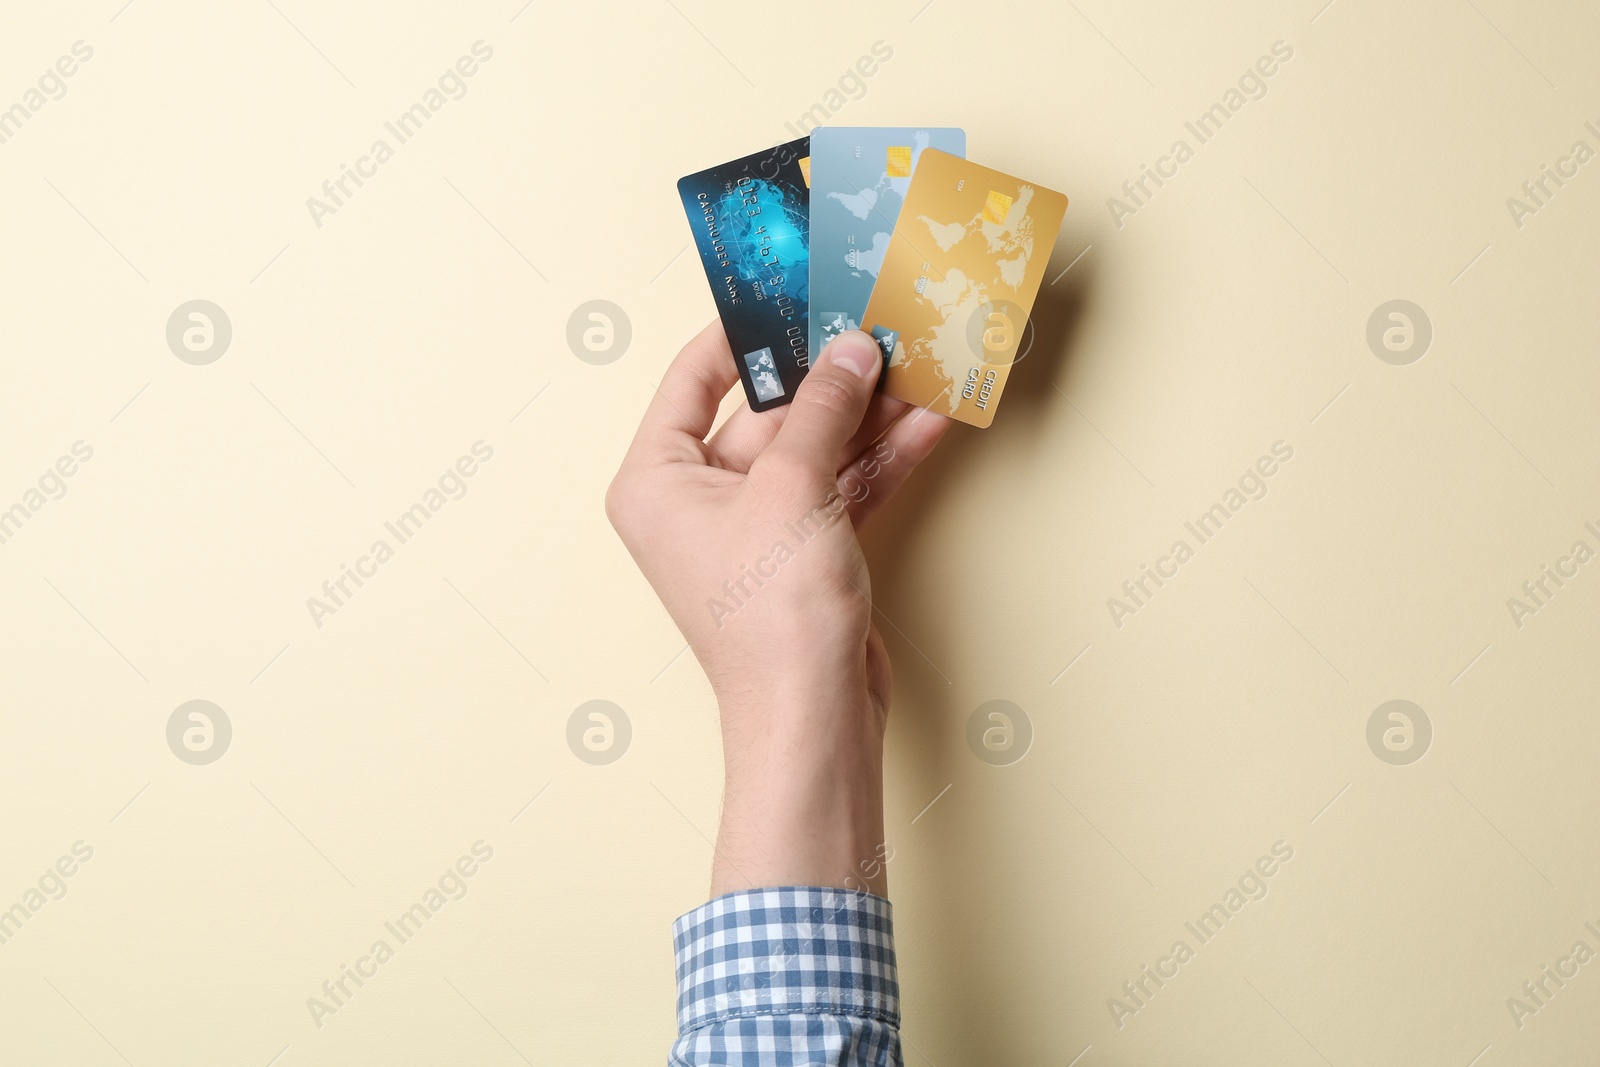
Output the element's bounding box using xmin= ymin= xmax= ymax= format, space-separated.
xmin=637 ymin=319 xmax=741 ymax=451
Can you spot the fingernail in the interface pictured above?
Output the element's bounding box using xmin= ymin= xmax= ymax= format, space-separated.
xmin=826 ymin=331 xmax=881 ymax=379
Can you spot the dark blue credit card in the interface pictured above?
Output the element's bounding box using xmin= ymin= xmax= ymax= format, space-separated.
xmin=678 ymin=137 xmax=811 ymax=412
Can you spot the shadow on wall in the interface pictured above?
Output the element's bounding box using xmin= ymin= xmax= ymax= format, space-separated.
xmin=860 ymin=243 xmax=1097 ymax=1065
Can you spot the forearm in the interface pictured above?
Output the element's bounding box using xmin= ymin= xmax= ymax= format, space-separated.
xmin=710 ymin=686 xmax=888 ymax=898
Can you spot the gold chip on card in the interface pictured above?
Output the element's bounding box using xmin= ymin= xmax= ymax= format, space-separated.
xmin=981 ymin=189 xmax=1014 ymax=224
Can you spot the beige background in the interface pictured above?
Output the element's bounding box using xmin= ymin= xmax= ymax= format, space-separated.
xmin=1 ymin=0 xmax=1596 ymax=1063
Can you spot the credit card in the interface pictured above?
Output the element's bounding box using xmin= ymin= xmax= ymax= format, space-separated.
xmin=678 ymin=137 xmax=812 ymax=411
xmin=807 ymin=127 xmax=966 ymax=362
xmin=860 ymin=149 xmax=1067 ymax=428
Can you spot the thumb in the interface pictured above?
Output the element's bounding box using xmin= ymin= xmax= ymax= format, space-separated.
xmin=764 ymin=330 xmax=883 ymax=479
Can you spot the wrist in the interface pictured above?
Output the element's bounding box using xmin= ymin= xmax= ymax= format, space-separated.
xmin=710 ymin=688 xmax=888 ymax=898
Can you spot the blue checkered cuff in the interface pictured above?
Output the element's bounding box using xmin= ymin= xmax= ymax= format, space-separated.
xmin=673 ymin=886 xmax=900 ymax=1035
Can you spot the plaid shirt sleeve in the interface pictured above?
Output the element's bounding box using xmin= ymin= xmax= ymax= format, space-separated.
xmin=668 ymin=886 xmax=902 ymax=1067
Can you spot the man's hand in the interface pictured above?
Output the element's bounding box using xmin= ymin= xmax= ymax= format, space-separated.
xmin=606 ymin=322 xmax=949 ymax=898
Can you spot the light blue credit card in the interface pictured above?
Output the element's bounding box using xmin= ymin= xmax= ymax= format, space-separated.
xmin=807 ymin=126 xmax=966 ymax=360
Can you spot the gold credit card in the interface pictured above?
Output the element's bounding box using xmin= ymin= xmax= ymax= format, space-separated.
xmin=860 ymin=149 xmax=1067 ymax=428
